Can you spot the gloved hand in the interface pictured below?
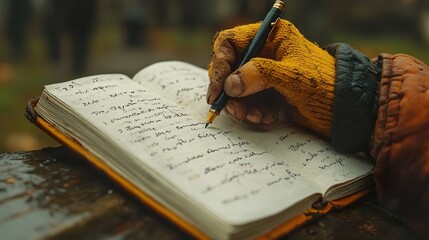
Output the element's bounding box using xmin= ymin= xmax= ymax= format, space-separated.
xmin=207 ymin=19 xmax=336 ymax=136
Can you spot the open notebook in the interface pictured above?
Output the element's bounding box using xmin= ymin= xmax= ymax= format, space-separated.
xmin=28 ymin=61 xmax=374 ymax=240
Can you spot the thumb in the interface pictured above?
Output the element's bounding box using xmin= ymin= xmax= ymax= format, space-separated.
xmin=224 ymin=58 xmax=278 ymax=98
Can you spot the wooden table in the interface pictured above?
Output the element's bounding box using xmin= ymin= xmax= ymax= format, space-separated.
xmin=0 ymin=147 xmax=421 ymax=239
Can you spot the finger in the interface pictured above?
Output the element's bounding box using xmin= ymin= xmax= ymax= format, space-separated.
xmin=225 ymin=99 xmax=264 ymax=125
xmin=228 ymin=100 xmax=279 ymax=128
xmin=224 ymin=94 xmax=281 ymax=127
xmin=246 ymin=105 xmax=263 ymax=124
xmin=261 ymin=108 xmax=279 ymax=126
xmin=224 ymin=99 xmax=247 ymax=122
xmin=207 ymin=39 xmax=235 ymax=103
xmin=207 ymin=24 xmax=261 ymax=104
xmin=246 ymin=105 xmax=280 ymax=128
xmin=224 ymin=58 xmax=279 ymax=98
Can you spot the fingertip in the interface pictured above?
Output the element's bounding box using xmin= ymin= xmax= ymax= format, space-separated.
xmin=246 ymin=107 xmax=262 ymax=124
xmin=224 ymin=73 xmax=244 ymax=97
xmin=225 ymin=100 xmax=247 ymax=122
xmin=262 ymin=112 xmax=278 ymax=125
xmin=226 ymin=61 xmax=271 ymax=98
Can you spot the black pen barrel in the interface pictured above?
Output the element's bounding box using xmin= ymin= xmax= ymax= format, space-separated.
xmin=238 ymin=6 xmax=283 ymax=67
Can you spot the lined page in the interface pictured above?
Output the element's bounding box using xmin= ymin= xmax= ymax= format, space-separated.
xmin=133 ymin=61 xmax=373 ymax=192
xmin=36 ymin=74 xmax=320 ymax=226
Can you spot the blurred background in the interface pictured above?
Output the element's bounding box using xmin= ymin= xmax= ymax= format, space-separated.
xmin=0 ymin=0 xmax=428 ymax=153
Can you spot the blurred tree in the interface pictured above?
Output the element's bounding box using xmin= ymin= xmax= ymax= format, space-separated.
xmin=41 ymin=0 xmax=64 ymax=62
xmin=5 ymin=0 xmax=33 ymax=61
xmin=152 ymin=0 xmax=168 ymax=27
xmin=64 ymin=0 xmax=97 ymax=75
xmin=178 ymin=0 xmax=201 ymax=31
xmin=122 ymin=0 xmax=147 ymax=47
xmin=41 ymin=0 xmax=97 ymax=75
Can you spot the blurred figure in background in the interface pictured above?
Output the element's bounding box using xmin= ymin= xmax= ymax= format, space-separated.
xmin=65 ymin=0 xmax=97 ymax=75
xmin=5 ymin=0 xmax=33 ymax=62
xmin=41 ymin=0 xmax=97 ymax=76
xmin=178 ymin=0 xmax=201 ymax=31
xmin=153 ymin=0 xmax=168 ymax=28
xmin=41 ymin=0 xmax=63 ymax=63
xmin=121 ymin=0 xmax=147 ymax=48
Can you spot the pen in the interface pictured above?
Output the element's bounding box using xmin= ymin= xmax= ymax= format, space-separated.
xmin=205 ymin=0 xmax=285 ymax=128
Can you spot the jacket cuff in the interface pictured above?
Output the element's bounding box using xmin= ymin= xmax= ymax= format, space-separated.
xmin=324 ymin=43 xmax=379 ymax=153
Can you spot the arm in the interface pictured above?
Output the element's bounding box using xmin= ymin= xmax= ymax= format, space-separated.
xmin=371 ymin=53 xmax=429 ymax=238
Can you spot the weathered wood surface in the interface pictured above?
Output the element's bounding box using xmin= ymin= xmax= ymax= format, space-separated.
xmin=0 ymin=147 xmax=421 ymax=240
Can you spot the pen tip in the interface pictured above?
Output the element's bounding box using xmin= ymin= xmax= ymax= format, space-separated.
xmin=205 ymin=123 xmax=209 ymax=128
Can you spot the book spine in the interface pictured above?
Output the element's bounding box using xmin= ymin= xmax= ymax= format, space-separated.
xmin=25 ymin=98 xmax=40 ymax=123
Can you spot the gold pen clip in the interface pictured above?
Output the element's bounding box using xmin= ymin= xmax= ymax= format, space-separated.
xmin=268 ymin=18 xmax=280 ymax=42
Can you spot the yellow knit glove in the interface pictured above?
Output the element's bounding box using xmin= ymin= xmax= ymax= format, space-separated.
xmin=207 ymin=19 xmax=335 ymax=136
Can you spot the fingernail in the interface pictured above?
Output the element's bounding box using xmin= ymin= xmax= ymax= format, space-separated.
xmin=224 ymin=73 xmax=244 ymax=97
xmin=262 ymin=114 xmax=275 ymax=125
xmin=247 ymin=109 xmax=261 ymax=124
